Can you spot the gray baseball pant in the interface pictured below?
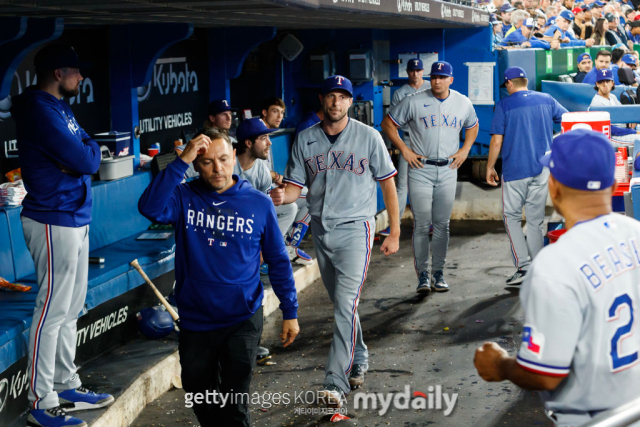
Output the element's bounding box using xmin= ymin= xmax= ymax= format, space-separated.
xmin=396 ymin=153 xmax=409 ymax=225
xmin=22 ymin=217 xmax=87 ymax=410
xmin=501 ymin=169 xmax=549 ymax=271
xmin=409 ymin=165 xmax=457 ymax=274
xmin=310 ymin=217 xmax=373 ymax=394
xmin=275 ymin=203 xmax=297 ymax=238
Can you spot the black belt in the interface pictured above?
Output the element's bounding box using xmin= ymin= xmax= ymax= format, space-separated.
xmin=421 ymin=158 xmax=451 ymax=167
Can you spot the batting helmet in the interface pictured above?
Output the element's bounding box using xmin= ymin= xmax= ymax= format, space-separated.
xmin=136 ymin=306 xmax=174 ymax=339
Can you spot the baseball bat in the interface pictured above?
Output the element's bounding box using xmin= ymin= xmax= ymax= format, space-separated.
xmin=130 ymin=259 xmax=179 ymax=321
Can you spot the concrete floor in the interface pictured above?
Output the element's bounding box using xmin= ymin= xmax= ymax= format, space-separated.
xmin=132 ymin=220 xmax=552 ymax=427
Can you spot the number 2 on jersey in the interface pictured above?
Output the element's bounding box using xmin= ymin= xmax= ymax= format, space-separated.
xmin=607 ymin=293 xmax=638 ymax=372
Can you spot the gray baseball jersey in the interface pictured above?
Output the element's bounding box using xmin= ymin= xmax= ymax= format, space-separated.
xmin=234 ymin=159 xmax=272 ymax=194
xmin=389 ymin=89 xmax=478 ymax=159
xmin=284 ymin=119 xmax=397 ymax=231
xmin=518 ymin=213 xmax=640 ymax=423
xmin=391 ymin=81 xmax=431 ymax=135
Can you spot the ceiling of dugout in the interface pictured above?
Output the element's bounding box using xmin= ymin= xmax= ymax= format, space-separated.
xmin=0 ymin=0 xmax=490 ymax=29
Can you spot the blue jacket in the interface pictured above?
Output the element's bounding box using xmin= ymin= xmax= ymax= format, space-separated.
xmin=10 ymin=88 xmax=101 ymax=227
xmin=544 ymin=25 xmax=587 ymax=46
xmin=138 ymin=158 xmax=298 ymax=331
xmin=501 ymin=28 xmax=551 ymax=49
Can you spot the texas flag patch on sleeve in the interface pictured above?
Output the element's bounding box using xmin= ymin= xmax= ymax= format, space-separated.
xmin=520 ymin=325 xmax=545 ymax=360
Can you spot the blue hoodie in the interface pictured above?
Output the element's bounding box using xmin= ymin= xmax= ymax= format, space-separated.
xmin=10 ymin=88 xmax=101 ymax=227
xmin=138 ymin=158 xmax=298 ymax=331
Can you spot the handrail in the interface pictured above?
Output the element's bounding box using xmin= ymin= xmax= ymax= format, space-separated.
xmin=581 ymin=395 xmax=640 ymax=427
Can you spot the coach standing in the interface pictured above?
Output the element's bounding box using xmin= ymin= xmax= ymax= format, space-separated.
xmin=486 ymin=67 xmax=567 ymax=286
xmin=11 ymin=44 xmax=113 ymax=427
xmin=139 ymin=130 xmax=299 ymax=426
xmin=382 ymin=61 xmax=479 ymax=294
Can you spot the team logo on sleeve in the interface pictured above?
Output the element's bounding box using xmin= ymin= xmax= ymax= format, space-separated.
xmin=521 ymin=325 xmax=545 ymax=359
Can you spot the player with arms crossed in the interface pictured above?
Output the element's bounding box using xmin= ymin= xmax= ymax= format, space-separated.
xmin=382 ymin=61 xmax=479 ymax=294
xmin=271 ymin=75 xmax=400 ymax=406
xmin=474 ymin=129 xmax=640 ymax=426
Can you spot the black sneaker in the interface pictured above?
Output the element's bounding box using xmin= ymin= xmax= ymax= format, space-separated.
xmin=416 ymin=271 xmax=431 ymax=294
xmin=349 ymin=364 xmax=367 ymax=389
xmin=318 ymin=384 xmax=344 ymax=408
xmin=432 ymin=270 xmax=449 ymax=292
xmin=506 ymin=269 xmax=526 ymax=285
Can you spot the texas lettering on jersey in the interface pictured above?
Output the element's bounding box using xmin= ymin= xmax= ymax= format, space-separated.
xmin=304 ymin=151 xmax=368 ymax=176
xmin=418 ymin=113 xmax=465 ymax=130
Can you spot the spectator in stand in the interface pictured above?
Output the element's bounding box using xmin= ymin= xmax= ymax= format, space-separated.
xmin=546 ymin=5 xmax=557 ymax=18
xmin=544 ymin=9 xmax=596 ymax=45
xmin=501 ymin=4 xmax=516 ymax=35
xmin=536 ymin=11 xmax=548 ymax=28
xmin=590 ymin=17 xmax=609 ymax=44
xmin=503 ymin=17 xmax=561 ymax=48
xmin=573 ymin=7 xmax=595 ymax=38
xmin=563 ymin=0 xmax=575 ymax=10
xmin=604 ymin=13 xmax=624 ymax=45
xmin=537 ymin=0 xmax=550 ymax=15
xmin=492 ymin=15 xmax=505 ymax=47
xmin=492 ymin=0 xmax=506 ymax=12
xmin=574 ymin=52 xmax=593 ymax=82
xmin=505 ymin=9 xmax=531 ymax=36
xmin=583 ymin=49 xmax=621 ymax=84
xmin=514 ymin=0 xmax=526 ymax=10
xmin=630 ymin=20 xmax=640 ymax=43
xmin=591 ymin=0 xmax=604 ymax=19
xmin=583 ymin=4 xmax=596 ymax=26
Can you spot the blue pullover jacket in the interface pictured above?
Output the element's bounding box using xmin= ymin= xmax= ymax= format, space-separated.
xmin=138 ymin=157 xmax=298 ymax=331
xmin=10 ymin=88 xmax=101 ymax=227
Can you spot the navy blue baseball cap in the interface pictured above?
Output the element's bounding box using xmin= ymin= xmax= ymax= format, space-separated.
xmin=407 ymin=58 xmax=423 ymax=71
xmin=577 ymin=52 xmax=592 ymax=63
xmin=322 ymin=75 xmax=353 ymax=97
xmin=594 ymin=1 xmax=605 ymax=7
xmin=500 ymin=4 xmax=516 ymax=12
xmin=539 ymin=129 xmax=614 ymax=191
xmin=430 ymin=61 xmax=453 ymax=77
xmin=559 ymin=9 xmax=575 ymax=21
xmin=208 ymin=100 xmax=235 ymax=116
xmin=596 ymin=68 xmax=614 ymax=82
xmin=546 ymin=17 xmax=557 ymax=26
xmin=34 ymin=44 xmax=92 ymax=71
xmin=236 ymin=117 xmax=278 ymax=142
xmin=501 ymin=66 xmax=527 ymax=87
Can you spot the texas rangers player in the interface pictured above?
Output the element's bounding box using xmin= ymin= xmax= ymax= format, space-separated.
xmin=271 ymin=75 xmax=400 ymax=405
xmin=382 ymin=61 xmax=479 ymax=294
xmin=379 ymin=58 xmax=430 ymax=237
xmin=475 ymin=130 xmax=640 ymax=426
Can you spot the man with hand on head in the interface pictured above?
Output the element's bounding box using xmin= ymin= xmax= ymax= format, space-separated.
xmin=272 ymin=75 xmax=399 ymax=406
xmin=475 ymin=129 xmax=640 ymax=427
xmin=487 ymin=67 xmax=567 ymax=286
xmin=139 ymin=130 xmax=299 ymax=427
xmin=11 ymin=43 xmax=112 ymax=427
